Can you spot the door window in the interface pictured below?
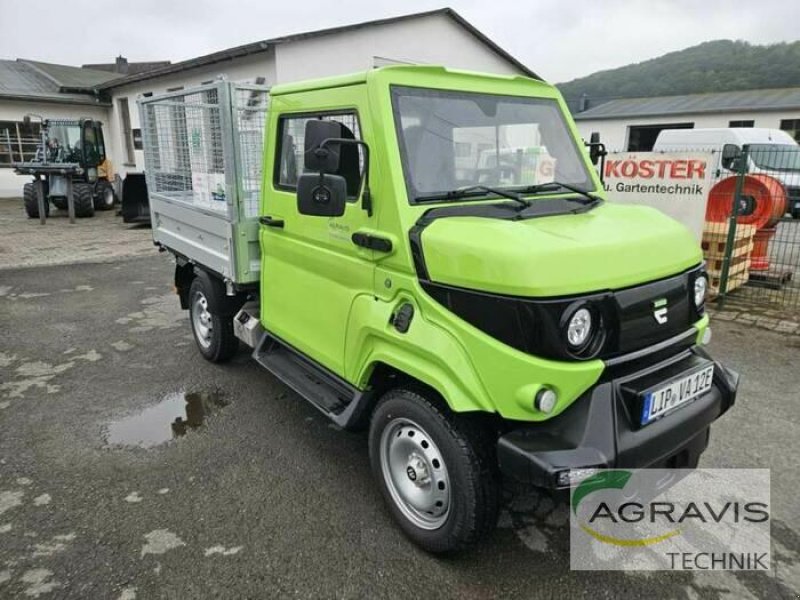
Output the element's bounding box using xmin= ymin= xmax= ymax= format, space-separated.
xmin=275 ymin=113 xmax=364 ymax=200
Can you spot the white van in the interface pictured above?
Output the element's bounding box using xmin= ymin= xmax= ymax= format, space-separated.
xmin=653 ymin=128 xmax=800 ymax=218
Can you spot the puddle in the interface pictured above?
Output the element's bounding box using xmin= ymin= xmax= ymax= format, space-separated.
xmin=105 ymin=390 xmax=228 ymax=448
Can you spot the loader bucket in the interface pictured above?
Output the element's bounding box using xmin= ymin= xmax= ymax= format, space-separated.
xmin=121 ymin=172 xmax=150 ymax=224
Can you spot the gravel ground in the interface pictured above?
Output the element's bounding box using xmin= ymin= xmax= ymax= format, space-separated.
xmin=0 ymin=251 xmax=798 ymax=599
xmin=0 ymin=198 xmax=154 ymax=270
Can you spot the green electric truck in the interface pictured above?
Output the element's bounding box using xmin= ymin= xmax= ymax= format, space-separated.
xmin=139 ymin=67 xmax=738 ymax=553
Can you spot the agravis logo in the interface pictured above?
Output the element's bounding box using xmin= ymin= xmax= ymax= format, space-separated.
xmin=572 ymin=470 xmax=681 ymax=547
xmin=570 ymin=469 xmax=771 ymax=571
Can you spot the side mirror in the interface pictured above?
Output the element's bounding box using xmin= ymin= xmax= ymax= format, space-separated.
xmin=297 ymin=118 xmax=373 ymax=217
xmin=588 ymin=132 xmax=602 ymax=165
xmin=297 ymin=173 xmax=347 ymax=217
xmin=721 ymin=144 xmax=742 ymax=171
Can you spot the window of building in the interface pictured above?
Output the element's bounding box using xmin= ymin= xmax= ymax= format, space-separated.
xmin=627 ymin=123 xmax=694 ymax=151
xmin=780 ymin=119 xmax=800 ymax=143
xmin=118 ymin=97 xmax=135 ymax=165
xmin=274 ymin=112 xmax=363 ymax=200
xmin=0 ymin=119 xmax=42 ymax=167
xmin=729 ymin=120 xmax=755 ymax=128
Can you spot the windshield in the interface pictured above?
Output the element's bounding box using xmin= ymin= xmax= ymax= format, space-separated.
xmin=391 ymin=86 xmax=593 ymax=203
xmin=46 ymin=124 xmax=82 ymax=163
xmin=749 ymin=144 xmax=800 ymax=172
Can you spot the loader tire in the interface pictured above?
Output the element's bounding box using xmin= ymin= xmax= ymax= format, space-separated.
xmin=23 ymin=183 xmax=49 ymax=219
xmin=73 ymin=184 xmax=95 ymax=218
xmin=94 ymin=180 xmax=116 ymax=210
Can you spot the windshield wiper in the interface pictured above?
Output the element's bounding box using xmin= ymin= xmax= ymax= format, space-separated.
xmin=515 ymin=181 xmax=602 ymax=206
xmin=417 ymin=185 xmax=530 ymax=207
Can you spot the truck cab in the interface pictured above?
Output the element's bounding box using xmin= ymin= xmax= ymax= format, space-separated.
xmin=146 ymin=66 xmax=738 ymax=553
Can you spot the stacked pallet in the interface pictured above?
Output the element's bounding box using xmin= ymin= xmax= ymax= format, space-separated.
xmin=701 ymin=223 xmax=757 ymax=298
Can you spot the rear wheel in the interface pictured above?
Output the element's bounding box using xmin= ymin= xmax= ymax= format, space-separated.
xmin=93 ymin=180 xmax=116 ymax=210
xmin=369 ymin=388 xmax=499 ymax=553
xmin=23 ymin=182 xmax=49 ymax=219
xmin=188 ymin=276 xmax=239 ymax=363
xmin=73 ymin=183 xmax=95 ymax=218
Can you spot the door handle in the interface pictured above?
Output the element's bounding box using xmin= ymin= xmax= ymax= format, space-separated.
xmin=259 ymin=216 xmax=284 ymax=228
xmin=352 ymin=232 xmax=392 ymax=252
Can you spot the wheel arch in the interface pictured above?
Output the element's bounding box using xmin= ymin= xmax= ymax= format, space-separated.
xmin=190 ymin=266 xmax=247 ymax=316
xmin=352 ymin=347 xmax=494 ymax=432
xmin=345 ymin=295 xmax=495 ymax=422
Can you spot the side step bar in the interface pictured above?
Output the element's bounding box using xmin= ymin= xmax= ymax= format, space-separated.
xmin=252 ymin=332 xmax=371 ymax=429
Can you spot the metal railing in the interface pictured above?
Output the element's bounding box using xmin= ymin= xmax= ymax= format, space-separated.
xmin=700 ymin=145 xmax=799 ymax=312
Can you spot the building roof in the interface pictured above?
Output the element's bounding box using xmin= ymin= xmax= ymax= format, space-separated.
xmin=0 ymin=59 xmax=115 ymax=105
xmin=83 ymin=58 xmax=171 ymax=76
xmin=99 ymin=7 xmax=538 ymax=90
xmin=574 ymin=87 xmax=800 ymax=121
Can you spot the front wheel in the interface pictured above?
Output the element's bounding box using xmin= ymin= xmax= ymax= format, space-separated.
xmin=369 ymin=388 xmax=499 ymax=553
xmin=23 ymin=182 xmax=49 ymax=219
xmin=73 ymin=183 xmax=95 ymax=218
xmin=188 ymin=277 xmax=239 ymax=363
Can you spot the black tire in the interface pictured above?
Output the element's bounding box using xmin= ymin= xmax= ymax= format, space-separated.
xmin=93 ymin=180 xmax=117 ymax=211
xmin=52 ymin=196 xmax=68 ymax=210
xmin=73 ymin=184 xmax=95 ymax=218
xmin=368 ymin=388 xmax=499 ymax=553
xmin=188 ymin=277 xmax=239 ymax=363
xmin=23 ymin=182 xmax=49 ymax=219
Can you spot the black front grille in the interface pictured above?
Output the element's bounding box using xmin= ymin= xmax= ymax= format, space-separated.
xmin=614 ymin=272 xmax=693 ymax=356
xmin=421 ymin=266 xmax=703 ymax=362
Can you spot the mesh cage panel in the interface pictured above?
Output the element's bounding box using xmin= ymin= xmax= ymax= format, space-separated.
xmin=232 ymin=85 xmax=270 ymax=218
xmin=139 ymin=82 xmax=269 ymax=219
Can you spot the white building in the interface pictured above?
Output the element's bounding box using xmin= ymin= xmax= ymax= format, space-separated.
xmin=573 ymin=87 xmax=800 ymax=152
xmin=0 ymin=8 xmax=535 ymax=197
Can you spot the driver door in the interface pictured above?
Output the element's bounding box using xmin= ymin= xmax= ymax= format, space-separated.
xmin=259 ymin=100 xmax=376 ymax=378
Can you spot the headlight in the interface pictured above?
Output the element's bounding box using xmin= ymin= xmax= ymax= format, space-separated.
xmin=566 ymin=307 xmax=592 ymax=348
xmin=694 ymin=275 xmax=707 ymax=308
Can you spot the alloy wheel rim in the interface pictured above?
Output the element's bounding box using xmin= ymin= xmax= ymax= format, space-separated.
xmin=191 ymin=292 xmax=213 ymax=349
xmin=379 ymin=417 xmax=451 ymax=530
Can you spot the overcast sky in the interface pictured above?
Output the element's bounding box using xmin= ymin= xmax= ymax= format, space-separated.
xmin=1 ymin=0 xmax=797 ymax=82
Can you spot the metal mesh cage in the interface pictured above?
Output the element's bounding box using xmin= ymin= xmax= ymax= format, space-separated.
xmin=139 ymin=81 xmax=269 ymax=220
xmin=232 ymin=85 xmax=269 ymax=218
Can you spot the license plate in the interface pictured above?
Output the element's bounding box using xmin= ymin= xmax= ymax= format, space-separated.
xmin=640 ymin=365 xmax=714 ymax=426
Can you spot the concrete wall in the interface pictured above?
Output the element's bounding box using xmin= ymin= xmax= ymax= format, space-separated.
xmin=575 ymin=110 xmax=800 ymax=152
xmin=274 ymin=12 xmax=521 ymax=82
xmin=0 ymin=100 xmax=110 ymax=197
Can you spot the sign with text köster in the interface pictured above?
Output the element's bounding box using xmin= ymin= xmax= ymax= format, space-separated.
xmin=602 ymin=152 xmax=716 ymax=242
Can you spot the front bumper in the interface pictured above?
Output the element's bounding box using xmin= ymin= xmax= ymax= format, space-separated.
xmin=496 ymin=345 xmax=739 ymax=489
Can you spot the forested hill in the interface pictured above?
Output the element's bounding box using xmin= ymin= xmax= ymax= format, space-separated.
xmin=557 ymin=40 xmax=800 ymax=104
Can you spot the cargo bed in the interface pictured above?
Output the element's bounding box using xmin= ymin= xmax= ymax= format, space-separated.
xmin=138 ymin=81 xmax=269 ymax=286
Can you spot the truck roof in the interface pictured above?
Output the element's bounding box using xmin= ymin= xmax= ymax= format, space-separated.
xmin=269 ymin=64 xmax=552 ymax=97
